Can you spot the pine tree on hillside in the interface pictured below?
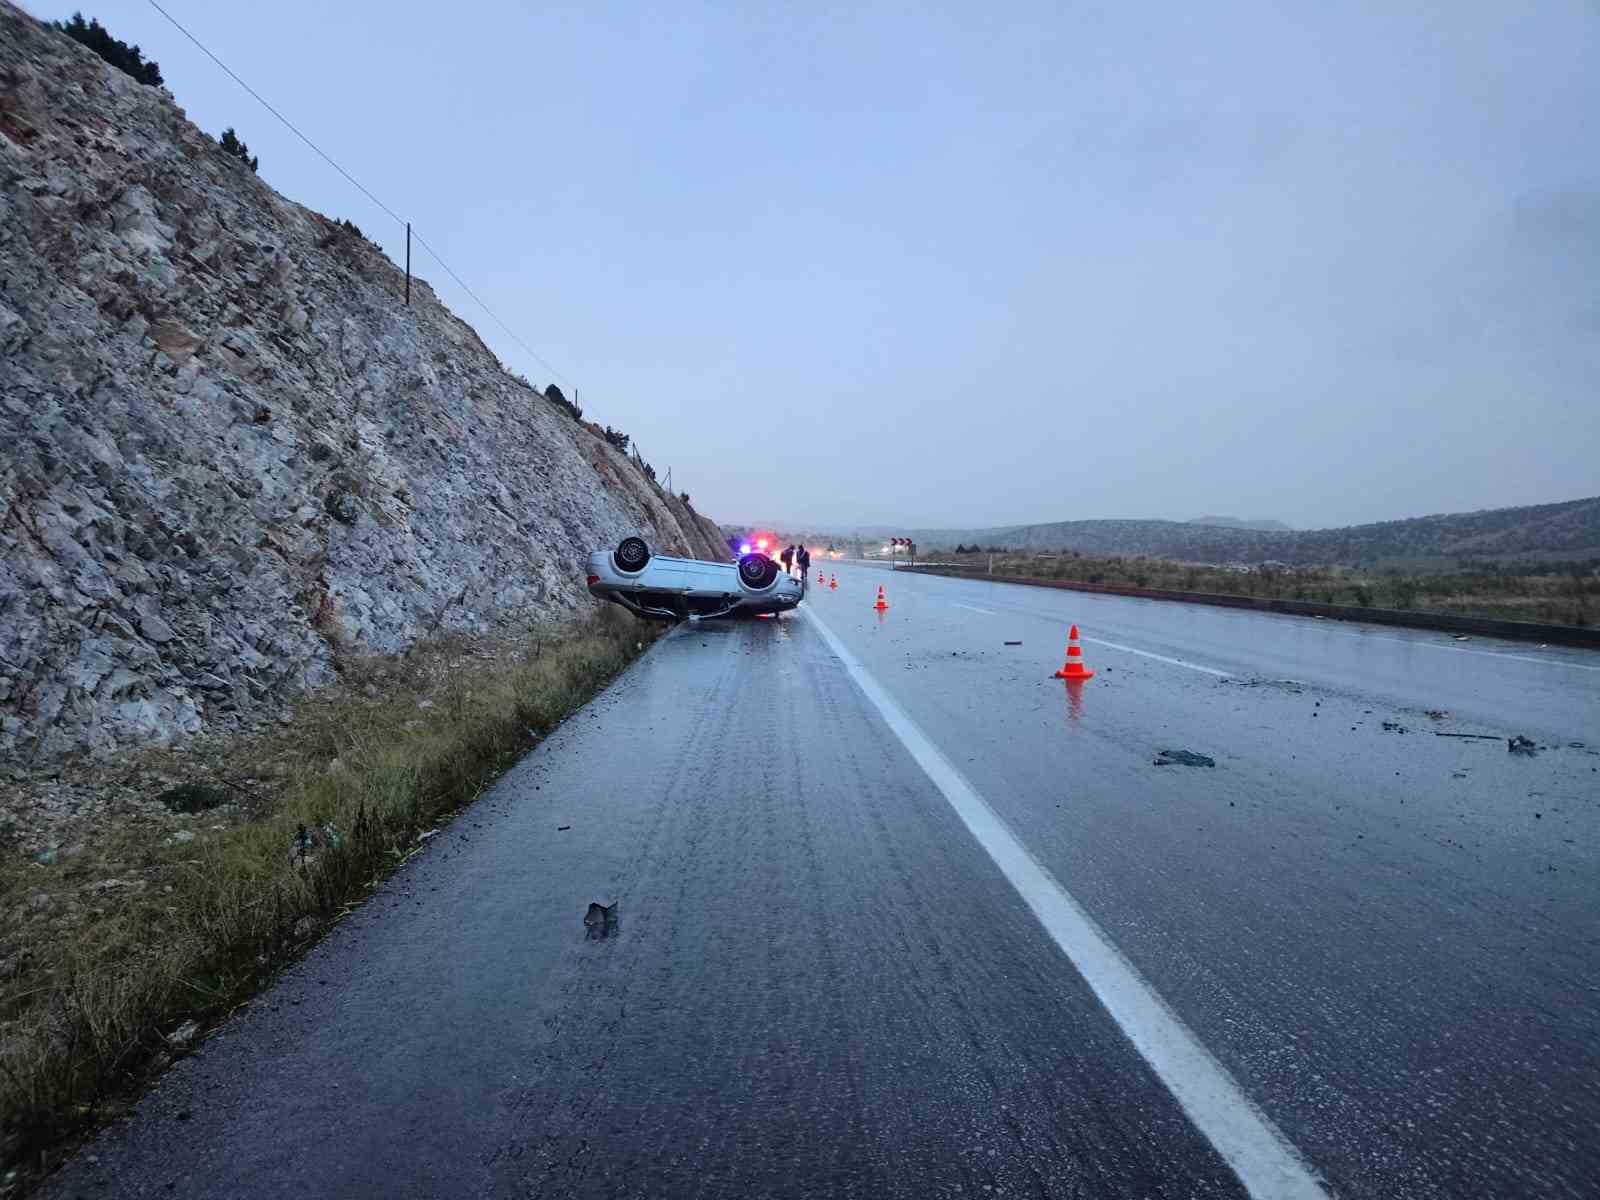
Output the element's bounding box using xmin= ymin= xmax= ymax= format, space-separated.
xmin=56 ymin=13 xmax=163 ymax=86
xmin=542 ymin=384 xmax=583 ymax=421
xmin=218 ymin=127 xmax=259 ymax=172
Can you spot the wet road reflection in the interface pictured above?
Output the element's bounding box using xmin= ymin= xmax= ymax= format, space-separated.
xmin=1062 ymin=678 xmax=1087 ymax=722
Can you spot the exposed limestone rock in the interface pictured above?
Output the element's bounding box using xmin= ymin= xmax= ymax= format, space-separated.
xmin=0 ymin=2 xmax=722 ymax=760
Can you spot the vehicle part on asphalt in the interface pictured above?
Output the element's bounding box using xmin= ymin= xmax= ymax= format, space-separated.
xmin=1154 ymin=749 xmax=1216 ymax=768
xmin=584 ymin=901 xmax=619 ymax=940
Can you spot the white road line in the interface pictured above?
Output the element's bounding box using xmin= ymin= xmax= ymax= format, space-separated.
xmin=802 ymin=605 xmax=1329 ymax=1200
xmin=1345 ymin=631 xmax=1600 ymax=672
xmin=926 ymin=572 xmax=1600 ymax=674
xmin=1080 ymin=636 xmax=1233 ymax=678
xmin=942 ymin=598 xmax=1231 ymax=675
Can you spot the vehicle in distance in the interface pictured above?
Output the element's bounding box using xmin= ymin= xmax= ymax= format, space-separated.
xmin=586 ymin=537 xmax=804 ymax=621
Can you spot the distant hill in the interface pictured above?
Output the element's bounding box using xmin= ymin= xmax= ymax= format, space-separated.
xmin=926 ymin=496 xmax=1600 ymax=567
xmin=1187 ymin=516 xmax=1293 ymax=532
xmin=752 ymin=497 xmax=1600 ymax=569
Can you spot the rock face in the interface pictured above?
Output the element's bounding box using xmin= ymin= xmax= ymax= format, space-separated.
xmin=0 ymin=3 xmax=723 ymax=760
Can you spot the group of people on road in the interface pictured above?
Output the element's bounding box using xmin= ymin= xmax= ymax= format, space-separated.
xmin=779 ymin=544 xmax=811 ymax=586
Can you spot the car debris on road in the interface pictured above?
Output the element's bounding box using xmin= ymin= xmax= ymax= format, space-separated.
xmin=1154 ymin=749 xmax=1216 ymax=768
xmin=584 ymin=900 xmax=620 ymax=939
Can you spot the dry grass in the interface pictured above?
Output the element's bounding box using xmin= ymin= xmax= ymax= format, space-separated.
xmin=936 ymin=553 xmax=1598 ymax=627
xmin=0 ymin=607 xmax=655 ymax=1190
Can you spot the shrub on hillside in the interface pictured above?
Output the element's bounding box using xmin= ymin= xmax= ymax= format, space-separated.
xmin=1385 ymin=574 xmax=1418 ymax=609
xmin=55 ymin=13 xmax=163 ymax=85
xmin=542 ymin=384 xmax=583 ymax=421
xmin=218 ymin=127 xmax=259 ymax=172
xmin=602 ymin=426 xmax=630 ymax=453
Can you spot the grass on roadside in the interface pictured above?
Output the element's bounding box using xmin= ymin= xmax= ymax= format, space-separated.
xmin=0 ymin=607 xmax=655 ymax=1189
xmin=934 ymin=552 xmax=1599 ymax=627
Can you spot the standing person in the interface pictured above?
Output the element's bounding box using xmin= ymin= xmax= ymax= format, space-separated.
xmin=780 ymin=544 xmax=795 ymax=577
xmin=797 ymin=545 xmax=811 ymax=583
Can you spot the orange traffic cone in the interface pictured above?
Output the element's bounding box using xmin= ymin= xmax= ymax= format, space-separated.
xmin=829 ymin=575 xmax=837 ymax=590
xmin=1054 ymin=625 xmax=1094 ymax=680
xmin=817 ymin=571 xmax=825 ymax=584
xmin=873 ymin=585 xmax=889 ymax=611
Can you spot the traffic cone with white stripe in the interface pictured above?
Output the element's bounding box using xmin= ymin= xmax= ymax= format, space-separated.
xmin=873 ymin=585 xmax=889 ymax=611
xmin=829 ymin=574 xmax=838 ymax=590
xmin=1054 ymin=625 xmax=1094 ymax=680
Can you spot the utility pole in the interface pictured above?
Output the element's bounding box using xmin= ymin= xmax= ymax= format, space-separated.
xmin=405 ymin=222 xmax=411 ymax=306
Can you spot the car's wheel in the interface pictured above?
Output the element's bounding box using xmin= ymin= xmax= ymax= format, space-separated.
xmin=613 ymin=536 xmax=651 ymax=574
xmin=737 ymin=552 xmax=780 ymax=592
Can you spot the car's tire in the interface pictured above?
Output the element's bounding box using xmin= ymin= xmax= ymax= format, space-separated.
xmin=737 ymin=552 xmax=780 ymax=592
xmin=613 ymin=536 xmax=651 ymax=574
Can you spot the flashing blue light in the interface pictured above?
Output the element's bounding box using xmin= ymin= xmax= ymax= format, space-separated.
xmin=739 ymin=543 xmax=752 ymax=554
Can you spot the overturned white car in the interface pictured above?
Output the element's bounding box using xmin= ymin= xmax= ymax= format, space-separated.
xmin=585 ymin=537 xmax=805 ymax=622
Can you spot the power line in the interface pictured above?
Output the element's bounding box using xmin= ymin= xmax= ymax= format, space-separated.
xmin=143 ymin=0 xmax=572 ymax=390
xmin=409 ymin=229 xmax=570 ymax=386
xmin=144 ymin=0 xmax=402 ymax=227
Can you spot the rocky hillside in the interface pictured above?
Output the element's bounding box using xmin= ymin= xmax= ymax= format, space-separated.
xmin=0 ymin=2 xmax=722 ymax=761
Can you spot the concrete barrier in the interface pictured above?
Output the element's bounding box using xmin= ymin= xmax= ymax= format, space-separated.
xmin=894 ymin=566 xmax=1600 ymax=650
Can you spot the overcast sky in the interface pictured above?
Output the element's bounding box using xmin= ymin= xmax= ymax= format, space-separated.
xmin=52 ymin=1 xmax=1599 ymax=530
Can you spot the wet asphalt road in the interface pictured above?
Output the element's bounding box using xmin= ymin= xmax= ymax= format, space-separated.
xmin=46 ymin=564 xmax=1600 ymax=1199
